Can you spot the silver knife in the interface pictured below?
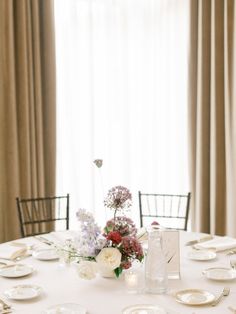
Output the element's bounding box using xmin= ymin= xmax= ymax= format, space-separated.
xmin=185 ymin=235 xmax=213 ymax=246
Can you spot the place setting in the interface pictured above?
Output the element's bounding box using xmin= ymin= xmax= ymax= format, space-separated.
xmin=202 ymin=267 xmax=236 ymax=281
xmin=174 ymin=286 xmax=230 ymax=307
xmin=32 ymin=248 xmax=59 ymax=261
xmin=121 ymin=304 xmax=174 ymax=314
xmin=0 ymin=263 xmax=35 ymax=278
xmin=3 ymin=284 xmax=43 ymax=301
xmin=42 ymin=303 xmax=87 ymax=314
xmin=186 ymin=249 xmax=217 ymax=261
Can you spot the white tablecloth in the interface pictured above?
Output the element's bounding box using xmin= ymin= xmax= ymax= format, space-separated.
xmin=0 ymin=231 xmax=236 ymax=314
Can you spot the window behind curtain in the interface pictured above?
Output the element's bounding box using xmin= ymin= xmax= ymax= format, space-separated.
xmin=54 ymin=0 xmax=190 ymax=228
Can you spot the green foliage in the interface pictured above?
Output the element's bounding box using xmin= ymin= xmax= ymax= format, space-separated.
xmin=114 ymin=266 xmax=123 ymax=278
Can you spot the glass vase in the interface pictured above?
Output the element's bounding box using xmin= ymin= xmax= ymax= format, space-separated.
xmin=145 ymin=225 xmax=168 ymax=294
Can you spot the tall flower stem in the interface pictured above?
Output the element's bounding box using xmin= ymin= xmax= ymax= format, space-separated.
xmin=113 ymin=208 xmax=118 ymax=227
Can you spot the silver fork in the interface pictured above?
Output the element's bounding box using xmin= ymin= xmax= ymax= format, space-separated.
xmin=211 ymin=287 xmax=230 ymax=306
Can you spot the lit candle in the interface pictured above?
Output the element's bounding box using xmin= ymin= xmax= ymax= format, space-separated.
xmin=125 ymin=270 xmax=139 ymax=291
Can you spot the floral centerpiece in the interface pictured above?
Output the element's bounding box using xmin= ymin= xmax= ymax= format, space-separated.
xmin=58 ymin=186 xmax=144 ymax=279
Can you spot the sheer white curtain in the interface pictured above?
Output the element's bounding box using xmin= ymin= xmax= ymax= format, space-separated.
xmin=54 ymin=0 xmax=190 ymax=228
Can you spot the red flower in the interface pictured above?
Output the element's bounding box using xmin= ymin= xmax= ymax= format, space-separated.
xmin=106 ymin=231 xmax=122 ymax=244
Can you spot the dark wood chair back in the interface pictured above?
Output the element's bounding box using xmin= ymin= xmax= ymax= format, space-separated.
xmin=138 ymin=191 xmax=191 ymax=230
xmin=16 ymin=194 xmax=69 ymax=237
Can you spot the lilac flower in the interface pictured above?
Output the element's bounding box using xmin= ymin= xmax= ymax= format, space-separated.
xmin=104 ymin=186 xmax=132 ymax=211
xmin=76 ymin=208 xmax=95 ymax=224
xmin=75 ymin=209 xmax=105 ymax=257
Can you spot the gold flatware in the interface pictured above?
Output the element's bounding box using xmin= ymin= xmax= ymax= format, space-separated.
xmin=185 ymin=235 xmax=213 ymax=246
xmin=0 ymin=310 xmax=12 ymax=314
xmin=228 ymin=306 xmax=236 ymax=313
xmin=0 ymin=263 xmax=17 ymax=269
xmin=211 ymin=287 xmax=230 ymax=306
xmin=0 ymin=298 xmax=11 ymax=310
xmin=34 ymin=236 xmax=54 ymax=246
xmin=12 ymin=253 xmax=32 ymax=262
xmin=230 ymin=259 xmax=236 ymax=270
xmin=227 ymin=248 xmax=236 ymax=255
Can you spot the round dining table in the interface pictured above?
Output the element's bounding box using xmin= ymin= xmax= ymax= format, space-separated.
xmin=0 ymin=231 xmax=236 ymax=314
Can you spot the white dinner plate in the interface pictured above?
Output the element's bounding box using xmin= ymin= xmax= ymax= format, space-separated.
xmin=0 ymin=264 xmax=34 ymax=278
xmin=122 ymin=304 xmax=167 ymax=314
xmin=4 ymin=284 xmax=42 ymax=300
xmin=187 ymin=250 xmax=216 ymax=261
xmin=32 ymin=248 xmax=59 ymax=261
xmin=42 ymin=303 xmax=87 ymax=314
xmin=203 ymin=267 xmax=236 ymax=281
xmin=175 ymin=289 xmax=215 ymax=306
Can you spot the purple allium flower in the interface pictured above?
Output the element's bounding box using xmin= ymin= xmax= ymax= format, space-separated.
xmin=104 ymin=186 xmax=132 ymax=211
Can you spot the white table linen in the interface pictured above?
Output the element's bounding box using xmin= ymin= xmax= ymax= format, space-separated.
xmin=0 ymin=231 xmax=236 ymax=314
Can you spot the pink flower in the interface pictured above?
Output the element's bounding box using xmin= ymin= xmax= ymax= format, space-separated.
xmin=120 ymin=260 xmax=132 ymax=269
xmin=120 ymin=236 xmax=144 ymax=261
xmin=104 ymin=216 xmax=137 ymax=237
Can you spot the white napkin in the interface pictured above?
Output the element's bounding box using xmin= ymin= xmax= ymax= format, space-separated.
xmin=43 ymin=230 xmax=78 ymax=244
xmin=194 ymin=236 xmax=236 ymax=252
xmin=0 ymin=245 xmax=27 ymax=260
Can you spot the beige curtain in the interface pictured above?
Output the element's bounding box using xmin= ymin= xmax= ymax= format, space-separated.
xmin=189 ymin=0 xmax=236 ymax=236
xmin=0 ymin=0 xmax=56 ymax=242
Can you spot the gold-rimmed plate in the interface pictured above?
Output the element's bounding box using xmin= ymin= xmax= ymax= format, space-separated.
xmin=4 ymin=284 xmax=42 ymax=300
xmin=32 ymin=248 xmax=59 ymax=261
xmin=42 ymin=303 xmax=87 ymax=314
xmin=187 ymin=250 xmax=216 ymax=261
xmin=0 ymin=264 xmax=34 ymax=278
xmin=122 ymin=304 xmax=167 ymax=314
xmin=203 ymin=267 xmax=236 ymax=281
xmin=175 ymin=289 xmax=215 ymax=306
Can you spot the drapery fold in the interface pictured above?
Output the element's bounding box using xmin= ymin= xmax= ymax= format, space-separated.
xmin=0 ymin=0 xmax=56 ymax=242
xmin=54 ymin=0 xmax=190 ymax=228
xmin=189 ymin=0 xmax=236 ymax=236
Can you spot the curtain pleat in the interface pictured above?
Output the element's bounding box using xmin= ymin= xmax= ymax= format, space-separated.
xmin=189 ymin=0 xmax=236 ymax=236
xmin=0 ymin=0 xmax=56 ymax=242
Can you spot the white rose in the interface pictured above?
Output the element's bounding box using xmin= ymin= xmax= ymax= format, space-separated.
xmin=96 ymin=247 xmax=122 ymax=271
xmin=77 ymin=261 xmax=98 ymax=280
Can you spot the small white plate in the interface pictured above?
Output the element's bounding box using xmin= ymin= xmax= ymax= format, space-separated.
xmin=187 ymin=250 xmax=216 ymax=261
xmin=0 ymin=264 xmax=34 ymax=278
xmin=32 ymin=248 xmax=59 ymax=261
xmin=175 ymin=289 xmax=215 ymax=306
xmin=4 ymin=284 xmax=42 ymax=300
xmin=42 ymin=303 xmax=87 ymax=314
xmin=122 ymin=304 xmax=167 ymax=314
xmin=203 ymin=267 xmax=236 ymax=281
